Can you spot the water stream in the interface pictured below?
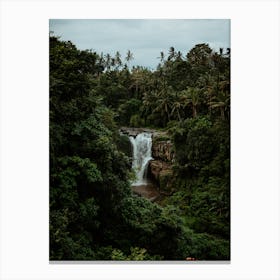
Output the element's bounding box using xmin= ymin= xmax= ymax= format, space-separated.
xmin=129 ymin=132 xmax=153 ymax=186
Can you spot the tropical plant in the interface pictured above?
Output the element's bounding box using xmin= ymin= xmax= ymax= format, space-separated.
xmin=180 ymin=87 xmax=201 ymax=118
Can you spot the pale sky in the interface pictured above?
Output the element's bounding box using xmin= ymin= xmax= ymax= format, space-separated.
xmin=49 ymin=19 xmax=230 ymax=70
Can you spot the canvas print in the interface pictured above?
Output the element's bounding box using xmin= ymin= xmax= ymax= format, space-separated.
xmin=49 ymin=19 xmax=230 ymax=261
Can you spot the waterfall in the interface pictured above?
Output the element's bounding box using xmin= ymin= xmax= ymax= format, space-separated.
xmin=129 ymin=132 xmax=153 ymax=186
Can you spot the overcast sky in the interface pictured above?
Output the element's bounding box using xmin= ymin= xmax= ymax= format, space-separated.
xmin=49 ymin=19 xmax=230 ymax=70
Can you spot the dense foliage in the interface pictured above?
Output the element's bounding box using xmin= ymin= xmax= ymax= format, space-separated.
xmin=50 ymin=36 xmax=230 ymax=260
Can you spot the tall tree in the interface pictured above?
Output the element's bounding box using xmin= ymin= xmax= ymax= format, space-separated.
xmin=125 ymin=50 xmax=134 ymax=67
xmin=171 ymin=96 xmax=184 ymax=121
xmin=115 ymin=51 xmax=122 ymax=70
xmin=181 ymin=87 xmax=201 ymax=118
xmin=209 ymin=87 xmax=230 ymax=120
xmin=105 ymin=53 xmax=111 ymax=70
xmin=168 ymin=46 xmax=176 ymax=61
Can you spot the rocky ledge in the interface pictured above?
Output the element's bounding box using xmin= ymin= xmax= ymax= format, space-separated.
xmin=119 ymin=127 xmax=155 ymax=137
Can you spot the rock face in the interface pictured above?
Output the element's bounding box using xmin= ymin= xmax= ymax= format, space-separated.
xmin=152 ymin=139 xmax=175 ymax=162
xmin=149 ymin=134 xmax=175 ymax=193
xmin=149 ymin=160 xmax=174 ymax=193
xmin=149 ymin=133 xmax=175 ymax=193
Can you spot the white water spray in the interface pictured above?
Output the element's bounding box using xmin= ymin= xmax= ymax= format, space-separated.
xmin=129 ymin=132 xmax=153 ymax=186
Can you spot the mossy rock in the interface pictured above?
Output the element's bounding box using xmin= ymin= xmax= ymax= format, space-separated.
xmin=159 ymin=169 xmax=173 ymax=192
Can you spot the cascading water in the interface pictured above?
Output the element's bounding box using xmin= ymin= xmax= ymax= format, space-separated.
xmin=129 ymin=132 xmax=153 ymax=186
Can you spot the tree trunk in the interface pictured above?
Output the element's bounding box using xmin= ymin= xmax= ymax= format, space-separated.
xmin=193 ymin=105 xmax=197 ymax=118
xmin=208 ymin=94 xmax=212 ymax=115
xmin=177 ymin=109 xmax=182 ymax=122
xmin=220 ymin=106 xmax=225 ymax=120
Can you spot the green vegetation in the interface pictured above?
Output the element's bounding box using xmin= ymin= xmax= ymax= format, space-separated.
xmin=50 ymin=36 xmax=230 ymax=260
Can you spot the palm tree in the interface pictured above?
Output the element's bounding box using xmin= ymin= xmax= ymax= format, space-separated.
xmin=105 ymin=53 xmax=111 ymax=70
xmin=171 ymin=96 xmax=184 ymax=121
xmin=142 ymin=90 xmax=157 ymax=122
xmin=157 ymin=51 xmax=165 ymax=62
xmin=130 ymin=68 xmax=140 ymax=96
xmin=176 ymin=51 xmax=183 ymax=61
xmin=153 ymin=95 xmax=172 ymax=125
xmin=226 ymin=48 xmax=231 ymax=56
xmin=198 ymin=73 xmax=216 ymax=114
xmin=209 ymin=88 xmax=230 ymax=120
xmin=125 ymin=50 xmax=134 ymax=67
xmin=168 ymin=46 xmax=176 ymax=61
xmin=98 ymin=52 xmax=104 ymax=65
xmin=181 ymin=87 xmax=201 ymax=118
xmin=115 ymin=51 xmax=122 ymax=70
xmin=111 ymin=57 xmax=116 ymax=69
xmin=152 ymin=85 xmax=174 ymax=125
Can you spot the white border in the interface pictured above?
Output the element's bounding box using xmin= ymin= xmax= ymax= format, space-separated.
xmin=1 ymin=0 xmax=279 ymax=279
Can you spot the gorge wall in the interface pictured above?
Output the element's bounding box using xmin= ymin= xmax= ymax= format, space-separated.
xmin=149 ymin=133 xmax=175 ymax=194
